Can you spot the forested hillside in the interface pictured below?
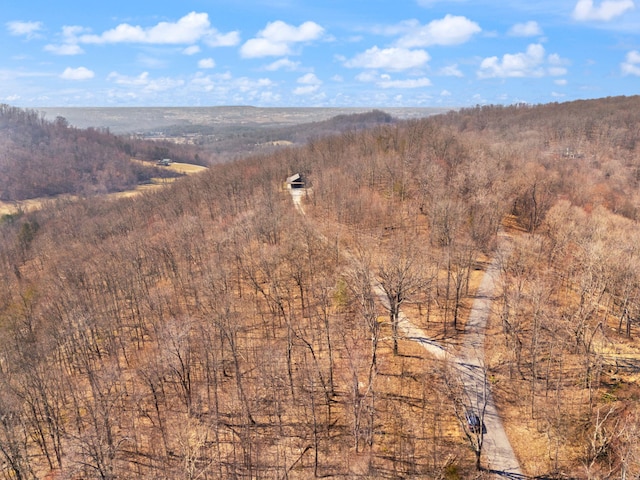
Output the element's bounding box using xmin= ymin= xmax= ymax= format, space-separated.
xmin=0 ymin=105 xmax=207 ymax=201
xmin=0 ymin=97 xmax=639 ymax=479
xmin=155 ymin=109 xmax=396 ymax=161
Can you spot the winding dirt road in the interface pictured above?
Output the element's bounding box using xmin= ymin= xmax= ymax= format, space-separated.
xmin=454 ymin=233 xmax=522 ymax=477
xmin=385 ymin=233 xmax=522 ymax=477
xmin=288 ymin=187 xmax=522 ymax=477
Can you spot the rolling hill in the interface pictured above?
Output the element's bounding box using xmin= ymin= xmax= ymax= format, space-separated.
xmin=0 ymin=97 xmax=639 ymax=479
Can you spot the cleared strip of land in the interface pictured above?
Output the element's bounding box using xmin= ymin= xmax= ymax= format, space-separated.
xmin=0 ymin=161 xmax=207 ymax=216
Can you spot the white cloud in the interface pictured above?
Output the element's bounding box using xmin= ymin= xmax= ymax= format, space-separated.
xmin=107 ymin=71 xmax=185 ymax=92
xmin=187 ymin=72 xmax=277 ymax=104
xmin=345 ymin=46 xmax=430 ymax=70
xmin=183 ymin=45 xmax=200 ymax=55
xmin=378 ymin=77 xmax=432 ymax=88
xmin=198 ymin=58 xmax=216 ymax=69
xmin=259 ymin=20 xmax=324 ymax=43
xmin=189 ymin=71 xmax=231 ymax=92
xmin=6 ymin=20 xmax=43 ymax=38
xmin=45 ymin=43 xmax=84 ymax=55
xmin=547 ymin=53 xmax=569 ymax=76
xmin=439 ymin=64 xmax=464 ymax=77
xmin=62 ymin=25 xmax=88 ymax=38
xmin=621 ymin=50 xmax=640 ymax=75
xmin=297 ymin=73 xmax=322 ymax=85
xmin=240 ymin=38 xmax=291 ymax=57
xmin=44 ymin=26 xmax=88 ymax=55
xmin=77 ymin=12 xmax=239 ymax=46
xmin=572 ymin=0 xmax=635 ymax=21
xmin=478 ymin=44 xmax=567 ymax=78
xmin=395 ymin=15 xmax=481 ymax=48
xmin=240 ymin=20 xmax=324 ymax=58
xmin=555 ymin=78 xmax=568 ymax=85
xmin=143 ymin=77 xmax=185 ymax=92
xmin=204 ymin=30 xmax=240 ymax=47
xmin=354 ymin=71 xmax=431 ymax=88
xmin=60 ymin=66 xmax=94 ymax=80
xmin=108 ymin=71 xmax=151 ymax=85
xmin=508 ymin=21 xmax=543 ymax=37
xmin=265 ymin=58 xmax=300 ymax=71
xmin=293 ymin=85 xmax=320 ymax=95
xmin=294 ymin=73 xmax=322 ymax=95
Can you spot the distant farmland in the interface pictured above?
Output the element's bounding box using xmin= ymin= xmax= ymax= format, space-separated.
xmin=36 ymin=106 xmax=449 ymax=134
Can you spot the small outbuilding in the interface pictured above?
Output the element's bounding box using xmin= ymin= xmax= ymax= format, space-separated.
xmin=286 ymin=173 xmax=305 ymax=189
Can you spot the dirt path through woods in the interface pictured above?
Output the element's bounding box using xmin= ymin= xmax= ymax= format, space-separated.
xmin=288 ymin=187 xmax=522 ymax=477
xmin=454 ymin=232 xmax=523 ymax=477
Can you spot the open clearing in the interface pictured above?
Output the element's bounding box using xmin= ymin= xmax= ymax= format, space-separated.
xmin=0 ymin=160 xmax=207 ymax=216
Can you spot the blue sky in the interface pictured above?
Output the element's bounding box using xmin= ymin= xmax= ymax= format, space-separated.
xmin=2 ymin=0 xmax=640 ymax=107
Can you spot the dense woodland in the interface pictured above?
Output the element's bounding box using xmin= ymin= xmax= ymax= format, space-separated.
xmin=1 ymin=97 xmax=640 ymax=479
xmin=0 ymin=105 xmax=213 ymax=201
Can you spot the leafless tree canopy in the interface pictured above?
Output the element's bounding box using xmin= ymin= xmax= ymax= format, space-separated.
xmin=0 ymin=96 xmax=640 ymax=478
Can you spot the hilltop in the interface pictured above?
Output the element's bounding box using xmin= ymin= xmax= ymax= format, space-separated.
xmin=0 ymin=104 xmax=199 ymax=202
xmin=0 ymin=97 xmax=639 ymax=479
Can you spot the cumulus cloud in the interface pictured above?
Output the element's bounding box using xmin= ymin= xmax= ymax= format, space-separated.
xmin=293 ymin=85 xmax=320 ymax=95
xmin=204 ymin=31 xmax=241 ymax=48
xmin=345 ymin=46 xmax=430 ymax=70
xmin=198 ymin=58 xmax=216 ymax=69
xmin=60 ymin=66 xmax=94 ymax=80
xmin=6 ymin=20 xmax=43 ymax=38
xmin=189 ymin=71 xmax=230 ymax=92
xmin=621 ymin=50 xmax=640 ymax=75
xmin=265 ymin=58 xmax=300 ymax=71
xmin=572 ymin=0 xmax=635 ymax=21
xmin=508 ymin=21 xmax=543 ymax=37
xmin=395 ymin=15 xmax=481 ymax=48
xmin=44 ymin=27 xmax=89 ymax=56
xmin=293 ymin=73 xmax=322 ymax=95
xmin=240 ymin=20 xmax=324 ymax=58
xmin=183 ymin=45 xmax=200 ymax=55
xmin=77 ymin=12 xmax=239 ymax=46
xmin=478 ymin=43 xmax=567 ymax=78
xmin=547 ymin=53 xmax=569 ymax=76
xmin=297 ymin=73 xmax=322 ymax=85
xmin=187 ymin=72 xmax=278 ymax=105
